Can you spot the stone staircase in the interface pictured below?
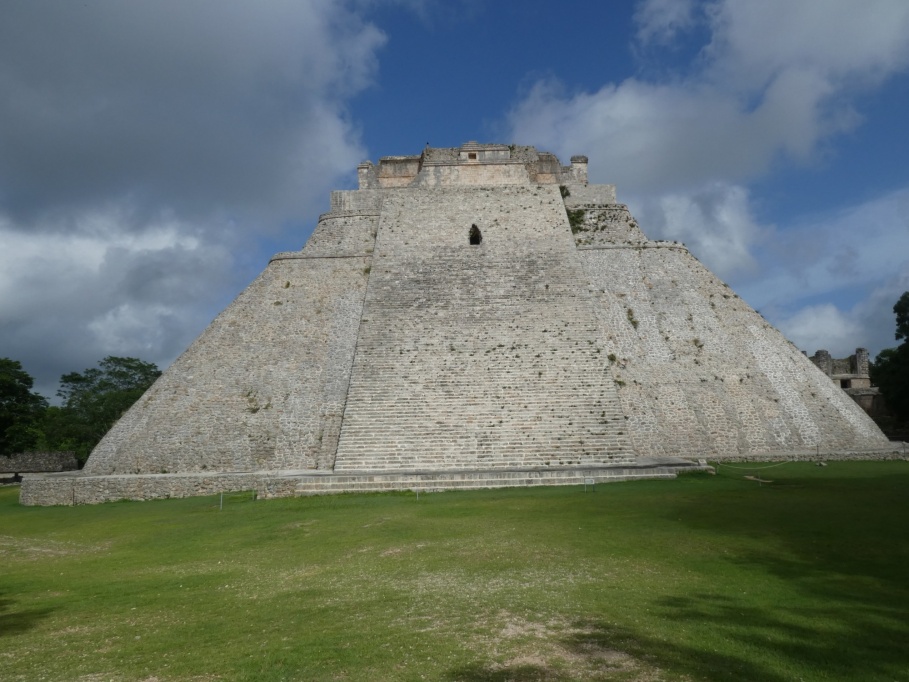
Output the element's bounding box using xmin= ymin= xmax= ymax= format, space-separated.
xmin=258 ymin=462 xmax=694 ymax=498
xmin=334 ymin=186 xmax=636 ymax=471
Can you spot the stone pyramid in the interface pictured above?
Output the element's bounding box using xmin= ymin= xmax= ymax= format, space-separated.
xmin=22 ymin=143 xmax=891 ymax=504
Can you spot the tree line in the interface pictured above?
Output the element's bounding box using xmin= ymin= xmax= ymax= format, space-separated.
xmin=0 ymin=356 xmax=161 ymax=464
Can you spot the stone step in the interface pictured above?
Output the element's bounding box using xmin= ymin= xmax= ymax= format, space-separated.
xmin=259 ymin=464 xmax=690 ymax=497
xmin=334 ymin=457 xmax=637 ymax=471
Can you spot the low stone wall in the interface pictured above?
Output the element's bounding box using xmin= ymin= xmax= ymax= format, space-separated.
xmin=708 ymin=442 xmax=907 ymax=462
xmin=0 ymin=451 xmax=78 ymax=473
xmin=20 ymin=471 xmax=261 ymax=506
xmin=257 ymin=464 xmax=692 ymax=499
xmin=20 ymin=448 xmax=907 ymax=506
xmin=21 ymin=461 xmax=705 ymax=506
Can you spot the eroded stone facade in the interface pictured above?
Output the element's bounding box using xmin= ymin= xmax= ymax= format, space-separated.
xmin=809 ymin=348 xmax=885 ymax=416
xmin=1 ymin=451 xmax=77 ymax=474
xmin=21 ymin=142 xmax=893 ymax=504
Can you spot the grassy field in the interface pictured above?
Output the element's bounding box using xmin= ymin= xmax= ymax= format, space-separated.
xmin=1 ymin=461 xmax=908 ymax=681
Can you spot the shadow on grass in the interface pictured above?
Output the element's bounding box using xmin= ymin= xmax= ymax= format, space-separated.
xmin=564 ymin=618 xmax=793 ymax=682
xmin=446 ymin=618 xmax=792 ymax=682
xmin=647 ymin=586 xmax=909 ymax=680
xmin=641 ymin=467 xmax=909 ymax=680
xmin=445 ymin=662 xmax=560 ymax=681
xmin=449 ymin=467 xmax=909 ymax=681
xmin=0 ymin=592 xmax=54 ymax=638
xmin=448 ymin=590 xmax=907 ymax=682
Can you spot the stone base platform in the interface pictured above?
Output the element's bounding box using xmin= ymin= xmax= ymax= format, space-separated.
xmin=21 ymin=444 xmax=906 ymax=506
xmin=19 ymin=459 xmax=706 ymax=506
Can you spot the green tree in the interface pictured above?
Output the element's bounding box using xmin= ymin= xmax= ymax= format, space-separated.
xmin=45 ymin=356 xmax=161 ymax=462
xmin=894 ymin=291 xmax=909 ymax=341
xmin=0 ymin=358 xmax=49 ymax=456
xmin=871 ymin=292 xmax=909 ymax=422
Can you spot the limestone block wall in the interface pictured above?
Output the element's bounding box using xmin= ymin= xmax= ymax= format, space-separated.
xmin=333 ymin=184 xmax=635 ymax=471
xmin=0 ymin=451 xmax=77 ymax=473
xmin=569 ymin=204 xmax=648 ymax=246
xmin=577 ymin=244 xmax=890 ymax=458
xmin=84 ymin=254 xmax=371 ymax=475
xmin=526 ymin=152 xmax=561 ymax=184
xmin=376 ymin=156 xmax=422 ymax=187
xmin=413 ymin=162 xmax=532 ymax=188
xmin=20 ymin=471 xmax=266 ymax=506
xmin=563 ymin=184 xmax=616 ymax=205
xmin=330 ymin=189 xmax=382 ymax=213
xmin=565 ymin=156 xmax=589 ymax=184
xmin=300 ymin=213 xmax=379 ymax=257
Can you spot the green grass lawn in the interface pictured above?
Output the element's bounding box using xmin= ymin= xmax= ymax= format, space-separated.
xmin=2 ymin=461 xmax=908 ymax=681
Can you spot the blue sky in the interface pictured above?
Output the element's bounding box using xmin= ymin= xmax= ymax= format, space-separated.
xmin=2 ymin=0 xmax=908 ymax=399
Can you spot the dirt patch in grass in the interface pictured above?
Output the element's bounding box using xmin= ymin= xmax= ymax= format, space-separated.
xmin=0 ymin=534 xmax=109 ymax=559
xmin=449 ymin=612 xmax=670 ymax=681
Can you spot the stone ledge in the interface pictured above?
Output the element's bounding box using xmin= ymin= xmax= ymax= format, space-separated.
xmin=19 ymin=460 xmax=706 ymax=506
xmin=317 ymin=210 xmax=381 ymax=222
xmin=709 ymin=443 xmax=907 ymax=462
xmin=269 ymin=252 xmax=372 ymax=262
xmin=576 ymin=242 xmax=688 ymax=251
xmin=22 ymin=448 xmax=905 ymax=506
xmin=420 ymin=159 xmax=526 ymax=167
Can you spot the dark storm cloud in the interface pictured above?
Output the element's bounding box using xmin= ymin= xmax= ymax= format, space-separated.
xmin=0 ymin=0 xmax=385 ymax=229
xmin=1 ymin=227 xmax=237 ymax=398
xmin=0 ymin=1 xmax=389 ymax=396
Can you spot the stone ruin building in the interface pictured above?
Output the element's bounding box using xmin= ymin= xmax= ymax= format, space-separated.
xmin=21 ymin=143 xmax=893 ymax=505
xmin=809 ymin=348 xmax=885 ymax=417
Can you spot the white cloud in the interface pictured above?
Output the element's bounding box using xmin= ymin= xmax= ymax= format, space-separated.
xmin=705 ymin=0 xmax=909 ymax=91
xmin=776 ymin=304 xmax=864 ymax=357
xmin=86 ymin=303 xmax=182 ymax=357
xmin=507 ymin=0 xmax=909 ymax=361
xmin=509 ymin=78 xmax=774 ymax=193
xmin=739 ymin=190 xmax=909 ymax=357
xmin=509 ymin=0 xmax=909 ymax=193
xmin=634 ymin=0 xmax=697 ymax=45
xmin=744 ymin=189 xmax=909 ymax=303
xmin=629 ymin=182 xmax=761 ymax=278
xmin=775 ymin=264 xmax=909 ymax=360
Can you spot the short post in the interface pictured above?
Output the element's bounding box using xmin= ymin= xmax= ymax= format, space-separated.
xmin=219 ymin=492 xmax=223 ymax=511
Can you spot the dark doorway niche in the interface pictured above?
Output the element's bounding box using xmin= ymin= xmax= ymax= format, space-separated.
xmin=469 ymin=224 xmax=482 ymax=245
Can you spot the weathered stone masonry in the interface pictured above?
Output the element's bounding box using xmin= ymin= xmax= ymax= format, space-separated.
xmin=21 ymin=142 xmax=894 ymax=505
xmin=809 ymin=347 xmax=885 ymax=417
xmin=1 ymin=451 xmax=77 ymax=474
